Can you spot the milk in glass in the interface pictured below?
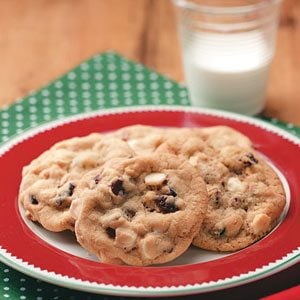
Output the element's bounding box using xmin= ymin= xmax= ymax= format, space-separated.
xmin=183 ymin=31 xmax=273 ymax=115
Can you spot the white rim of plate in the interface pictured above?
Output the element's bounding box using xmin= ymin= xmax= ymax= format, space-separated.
xmin=0 ymin=105 xmax=299 ymax=297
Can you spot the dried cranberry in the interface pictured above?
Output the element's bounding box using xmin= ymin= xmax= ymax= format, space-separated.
xmin=155 ymin=195 xmax=178 ymax=214
xmin=105 ymin=227 xmax=116 ymax=239
xmin=55 ymin=198 xmax=64 ymax=206
xmin=30 ymin=195 xmax=38 ymax=205
xmin=68 ymin=183 xmax=75 ymax=196
xmin=111 ymin=179 xmax=125 ymax=196
xmin=94 ymin=174 xmax=101 ymax=184
xmin=238 ymin=152 xmax=258 ymax=168
xmin=167 ymin=188 xmax=177 ymax=197
xmin=123 ymin=208 xmax=136 ymax=220
xmin=211 ymin=190 xmax=221 ymax=207
xmin=246 ymin=153 xmax=258 ymax=164
xmin=212 ymin=227 xmax=225 ymax=237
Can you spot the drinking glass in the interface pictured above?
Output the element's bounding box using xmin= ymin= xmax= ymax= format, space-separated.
xmin=173 ymin=0 xmax=282 ymax=115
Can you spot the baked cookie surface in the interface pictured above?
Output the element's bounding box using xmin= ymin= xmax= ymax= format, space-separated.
xmin=192 ymin=145 xmax=286 ymax=251
xmin=74 ymin=154 xmax=208 ymax=266
xmin=19 ymin=134 xmax=134 ymax=232
xmin=155 ymin=132 xmax=286 ymax=251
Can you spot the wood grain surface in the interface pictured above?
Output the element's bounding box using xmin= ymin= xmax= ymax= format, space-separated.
xmin=0 ymin=0 xmax=299 ymax=124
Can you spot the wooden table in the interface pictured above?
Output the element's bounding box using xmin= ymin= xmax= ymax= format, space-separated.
xmin=0 ymin=0 xmax=299 ymax=124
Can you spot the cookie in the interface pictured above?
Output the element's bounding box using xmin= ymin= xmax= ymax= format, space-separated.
xmin=192 ymin=145 xmax=286 ymax=251
xmin=110 ymin=125 xmax=168 ymax=155
xmin=19 ymin=134 xmax=134 ymax=232
xmin=155 ymin=133 xmax=286 ymax=251
xmin=73 ymin=154 xmax=208 ymax=266
xmin=199 ymin=126 xmax=253 ymax=150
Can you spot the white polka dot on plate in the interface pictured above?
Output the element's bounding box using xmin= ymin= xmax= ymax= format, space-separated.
xmin=42 ymin=98 xmax=51 ymax=106
xmin=107 ymin=64 xmax=116 ymax=71
xmin=55 ymin=90 xmax=64 ymax=97
xmin=43 ymin=114 xmax=51 ymax=121
xmin=1 ymin=128 xmax=9 ymax=134
xmin=108 ymin=73 xmax=117 ymax=80
xmin=80 ymin=63 xmax=89 ymax=71
xmin=70 ymin=107 xmax=78 ymax=113
xmin=28 ymin=97 xmax=37 ymax=105
xmin=166 ymin=98 xmax=175 ymax=104
xmin=1 ymin=120 xmax=9 ymax=127
xmin=1 ymin=112 xmax=9 ymax=119
xmin=15 ymin=105 xmax=24 ymax=112
xmin=121 ymin=63 xmax=130 ymax=71
xmin=181 ymin=98 xmax=189 ymax=105
xmin=16 ymin=121 xmax=23 ymax=128
xmin=67 ymin=72 xmax=76 ymax=80
xmin=134 ymin=64 xmax=143 ymax=71
xmin=138 ymin=98 xmax=147 ymax=105
xmin=56 ymin=107 xmax=64 ymax=114
xmin=97 ymin=99 xmax=105 ymax=106
xmin=94 ymin=72 xmax=103 ymax=80
xmin=111 ymin=99 xmax=119 ymax=106
xmin=41 ymin=89 xmax=50 ymax=97
xmin=81 ymin=82 xmax=90 ymax=90
xmin=124 ymin=98 xmax=133 ymax=105
xmin=179 ymin=90 xmax=188 ymax=97
xmin=152 ymin=98 xmax=161 ymax=104
xmin=54 ymin=81 xmax=63 ymax=88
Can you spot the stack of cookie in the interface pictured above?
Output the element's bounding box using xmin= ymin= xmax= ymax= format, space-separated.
xmin=19 ymin=125 xmax=286 ymax=266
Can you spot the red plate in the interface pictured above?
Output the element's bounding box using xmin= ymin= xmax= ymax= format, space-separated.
xmin=0 ymin=106 xmax=299 ymax=297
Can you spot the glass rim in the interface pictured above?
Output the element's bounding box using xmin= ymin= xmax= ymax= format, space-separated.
xmin=172 ymin=0 xmax=282 ymax=15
